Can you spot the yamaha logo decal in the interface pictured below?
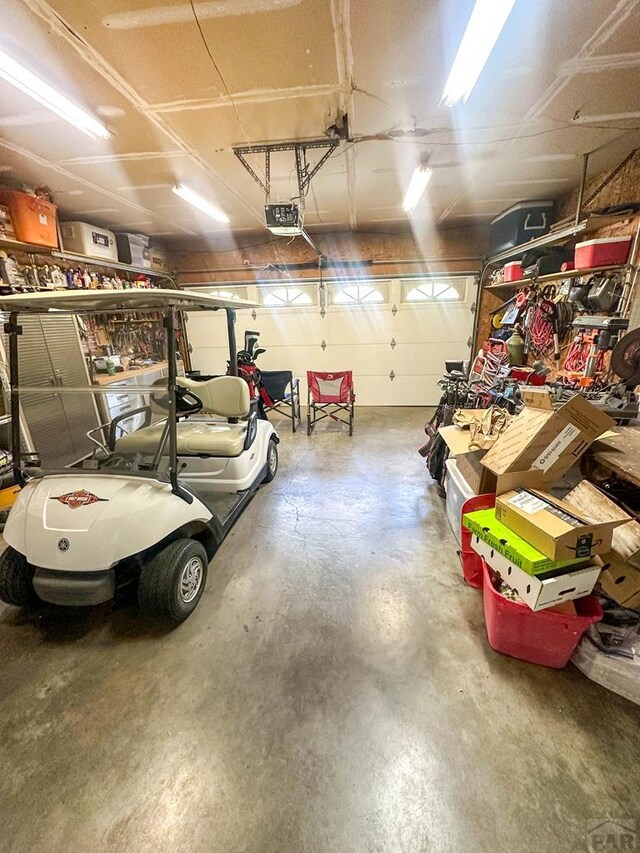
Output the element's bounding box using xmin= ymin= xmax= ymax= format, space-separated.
xmin=58 ymin=538 xmax=70 ymax=552
xmin=50 ymin=489 xmax=108 ymax=509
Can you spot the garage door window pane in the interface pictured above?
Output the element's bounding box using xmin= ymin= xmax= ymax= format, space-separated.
xmin=262 ymin=286 xmax=315 ymax=307
xmin=331 ymin=283 xmax=387 ymax=305
xmin=202 ymin=287 xmax=247 ymax=301
xmin=402 ymin=279 xmax=466 ymax=302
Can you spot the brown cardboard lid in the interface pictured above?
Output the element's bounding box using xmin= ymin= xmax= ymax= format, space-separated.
xmin=481 ymin=394 xmax=614 ymax=477
xmin=554 ymin=393 xmax=614 ymax=439
xmin=480 ymin=407 xmax=550 ymax=474
xmin=499 ymin=488 xmax=628 ymax=533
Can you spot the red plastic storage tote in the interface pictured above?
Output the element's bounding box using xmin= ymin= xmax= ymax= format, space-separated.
xmin=0 ymin=190 xmax=58 ymax=248
xmin=459 ymin=493 xmax=496 ymax=588
xmin=481 ymin=560 xmax=602 ymax=668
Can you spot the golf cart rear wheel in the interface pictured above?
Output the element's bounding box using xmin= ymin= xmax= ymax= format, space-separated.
xmin=263 ymin=438 xmax=278 ymax=483
xmin=138 ymin=538 xmax=208 ymax=622
xmin=0 ymin=546 xmax=38 ymax=607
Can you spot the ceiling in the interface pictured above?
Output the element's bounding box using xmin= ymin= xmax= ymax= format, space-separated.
xmin=1 ymin=0 xmax=640 ymax=249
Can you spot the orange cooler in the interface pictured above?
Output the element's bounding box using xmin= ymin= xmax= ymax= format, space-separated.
xmin=0 ymin=190 xmax=58 ymax=248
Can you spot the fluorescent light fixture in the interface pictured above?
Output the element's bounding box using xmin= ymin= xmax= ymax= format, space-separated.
xmin=0 ymin=47 xmax=111 ymax=140
xmin=441 ymin=0 xmax=517 ymax=106
xmin=172 ymin=184 xmax=230 ymax=224
xmin=573 ymin=111 xmax=640 ymax=124
xmin=525 ymin=154 xmax=578 ymax=163
xmin=402 ymin=165 xmax=432 ymax=212
xmin=497 ymin=178 xmax=572 ymax=186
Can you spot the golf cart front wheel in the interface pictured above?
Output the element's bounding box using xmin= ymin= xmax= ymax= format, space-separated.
xmin=138 ymin=538 xmax=208 ymax=623
xmin=0 ymin=546 xmax=38 ymax=607
xmin=263 ymin=438 xmax=279 ymax=483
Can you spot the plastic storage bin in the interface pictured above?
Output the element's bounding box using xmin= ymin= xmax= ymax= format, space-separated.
xmin=444 ymin=458 xmax=475 ymax=546
xmin=489 ymin=201 xmax=553 ymax=255
xmin=0 ymin=204 xmax=16 ymax=239
xmin=0 ymin=190 xmax=58 ymax=248
xmin=149 ymin=243 xmax=169 ymax=272
xmin=116 ymin=233 xmax=151 ymax=268
xmin=460 ymin=493 xmax=496 ymax=588
xmin=503 ymin=261 xmax=523 ymax=282
xmin=61 ymin=221 xmax=118 ymax=261
xmin=481 ymin=560 xmax=602 ymax=668
xmin=574 ymin=236 xmax=632 ymax=269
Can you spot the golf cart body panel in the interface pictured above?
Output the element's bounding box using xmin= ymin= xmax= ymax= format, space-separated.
xmin=179 ymin=419 xmax=277 ymax=492
xmin=4 ymin=473 xmax=213 ymax=572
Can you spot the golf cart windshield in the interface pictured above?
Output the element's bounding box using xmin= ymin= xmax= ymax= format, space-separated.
xmin=0 ymin=289 xmax=258 ymax=495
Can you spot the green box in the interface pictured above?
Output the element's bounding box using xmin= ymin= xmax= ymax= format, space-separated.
xmin=462 ymin=509 xmax=588 ymax=576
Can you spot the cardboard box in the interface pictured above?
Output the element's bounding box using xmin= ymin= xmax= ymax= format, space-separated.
xmin=456 ymin=451 xmax=497 ymax=495
xmin=598 ymin=562 xmax=640 ymax=610
xmin=481 ymin=394 xmax=613 ymax=488
xmin=469 ymin=535 xmax=601 ymax=610
xmin=563 ymin=482 xmax=640 ymax=609
xmin=495 ymin=488 xmax=625 ymax=561
xmin=565 ymin=480 xmax=640 ymax=569
xmin=462 ymin=508 xmax=588 ymax=575
xmin=520 ymin=387 xmax=554 ymax=411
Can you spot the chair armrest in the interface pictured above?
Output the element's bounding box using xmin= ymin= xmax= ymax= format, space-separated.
xmin=243 ymin=410 xmax=258 ymax=451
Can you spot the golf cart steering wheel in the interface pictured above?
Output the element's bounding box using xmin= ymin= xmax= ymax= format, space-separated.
xmin=152 ymin=383 xmax=203 ymax=416
xmin=175 ymin=386 xmax=203 ymax=415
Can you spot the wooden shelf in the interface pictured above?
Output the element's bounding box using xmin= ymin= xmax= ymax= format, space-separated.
xmin=0 ymin=235 xmax=174 ymax=280
xmin=485 ymin=264 xmax=629 ymax=297
xmin=93 ymin=361 xmax=168 ymax=386
xmin=486 ymin=214 xmax=632 ymax=266
xmin=108 ymin=318 xmax=163 ymax=324
xmin=0 ymin=235 xmax=54 ymax=254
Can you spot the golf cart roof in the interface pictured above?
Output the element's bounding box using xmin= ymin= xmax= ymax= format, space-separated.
xmin=0 ymin=288 xmax=258 ymax=314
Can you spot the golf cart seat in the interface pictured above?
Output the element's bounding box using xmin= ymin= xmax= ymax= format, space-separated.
xmin=115 ymin=376 xmax=252 ymax=458
xmin=115 ymin=421 xmax=249 ymax=456
xmin=175 ymin=375 xmax=250 ymax=417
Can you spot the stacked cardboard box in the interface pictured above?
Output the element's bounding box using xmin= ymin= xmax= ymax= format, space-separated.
xmin=462 ymin=391 xmax=626 ymax=611
xmin=565 ymin=480 xmax=640 ymax=609
xmin=463 ymin=508 xmax=602 ymax=611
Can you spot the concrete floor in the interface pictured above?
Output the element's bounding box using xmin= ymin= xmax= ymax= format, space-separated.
xmin=1 ymin=407 xmax=639 ymax=853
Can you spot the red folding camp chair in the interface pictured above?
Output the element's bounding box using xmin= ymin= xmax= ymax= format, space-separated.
xmin=306 ymin=370 xmax=355 ymax=436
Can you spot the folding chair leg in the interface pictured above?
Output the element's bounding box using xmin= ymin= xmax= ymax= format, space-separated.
xmin=290 ymin=382 xmax=298 ymax=432
xmin=294 ymin=385 xmax=302 ymax=432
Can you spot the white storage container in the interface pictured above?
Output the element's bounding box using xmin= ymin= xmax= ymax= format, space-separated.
xmin=116 ymin=232 xmax=151 ymax=268
xmin=444 ymin=457 xmax=475 ymax=545
xmin=61 ymin=221 xmax=118 ymax=262
xmin=149 ymin=243 xmax=169 ymax=272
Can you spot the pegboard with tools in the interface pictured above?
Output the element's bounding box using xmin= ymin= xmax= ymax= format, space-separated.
xmin=80 ymin=311 xmax=189 ymax=380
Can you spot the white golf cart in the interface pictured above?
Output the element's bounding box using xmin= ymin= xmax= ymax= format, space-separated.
xmin=0 ymin=289 xmax=279 ymax=622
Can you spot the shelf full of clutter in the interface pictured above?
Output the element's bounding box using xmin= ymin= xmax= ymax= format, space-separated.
xmin=0 ymin=184 xmax=187 ymax=487
xmin=0 ymin=184 xmax=185 ymax=379
xmin=421 ymin=197 xmax=640 ymax=706
xmin=0 ymin=186 xmax=172 ymax=294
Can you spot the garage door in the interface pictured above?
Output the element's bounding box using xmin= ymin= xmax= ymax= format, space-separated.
xmin=186 ymin=274 xmax=477 ymax=406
